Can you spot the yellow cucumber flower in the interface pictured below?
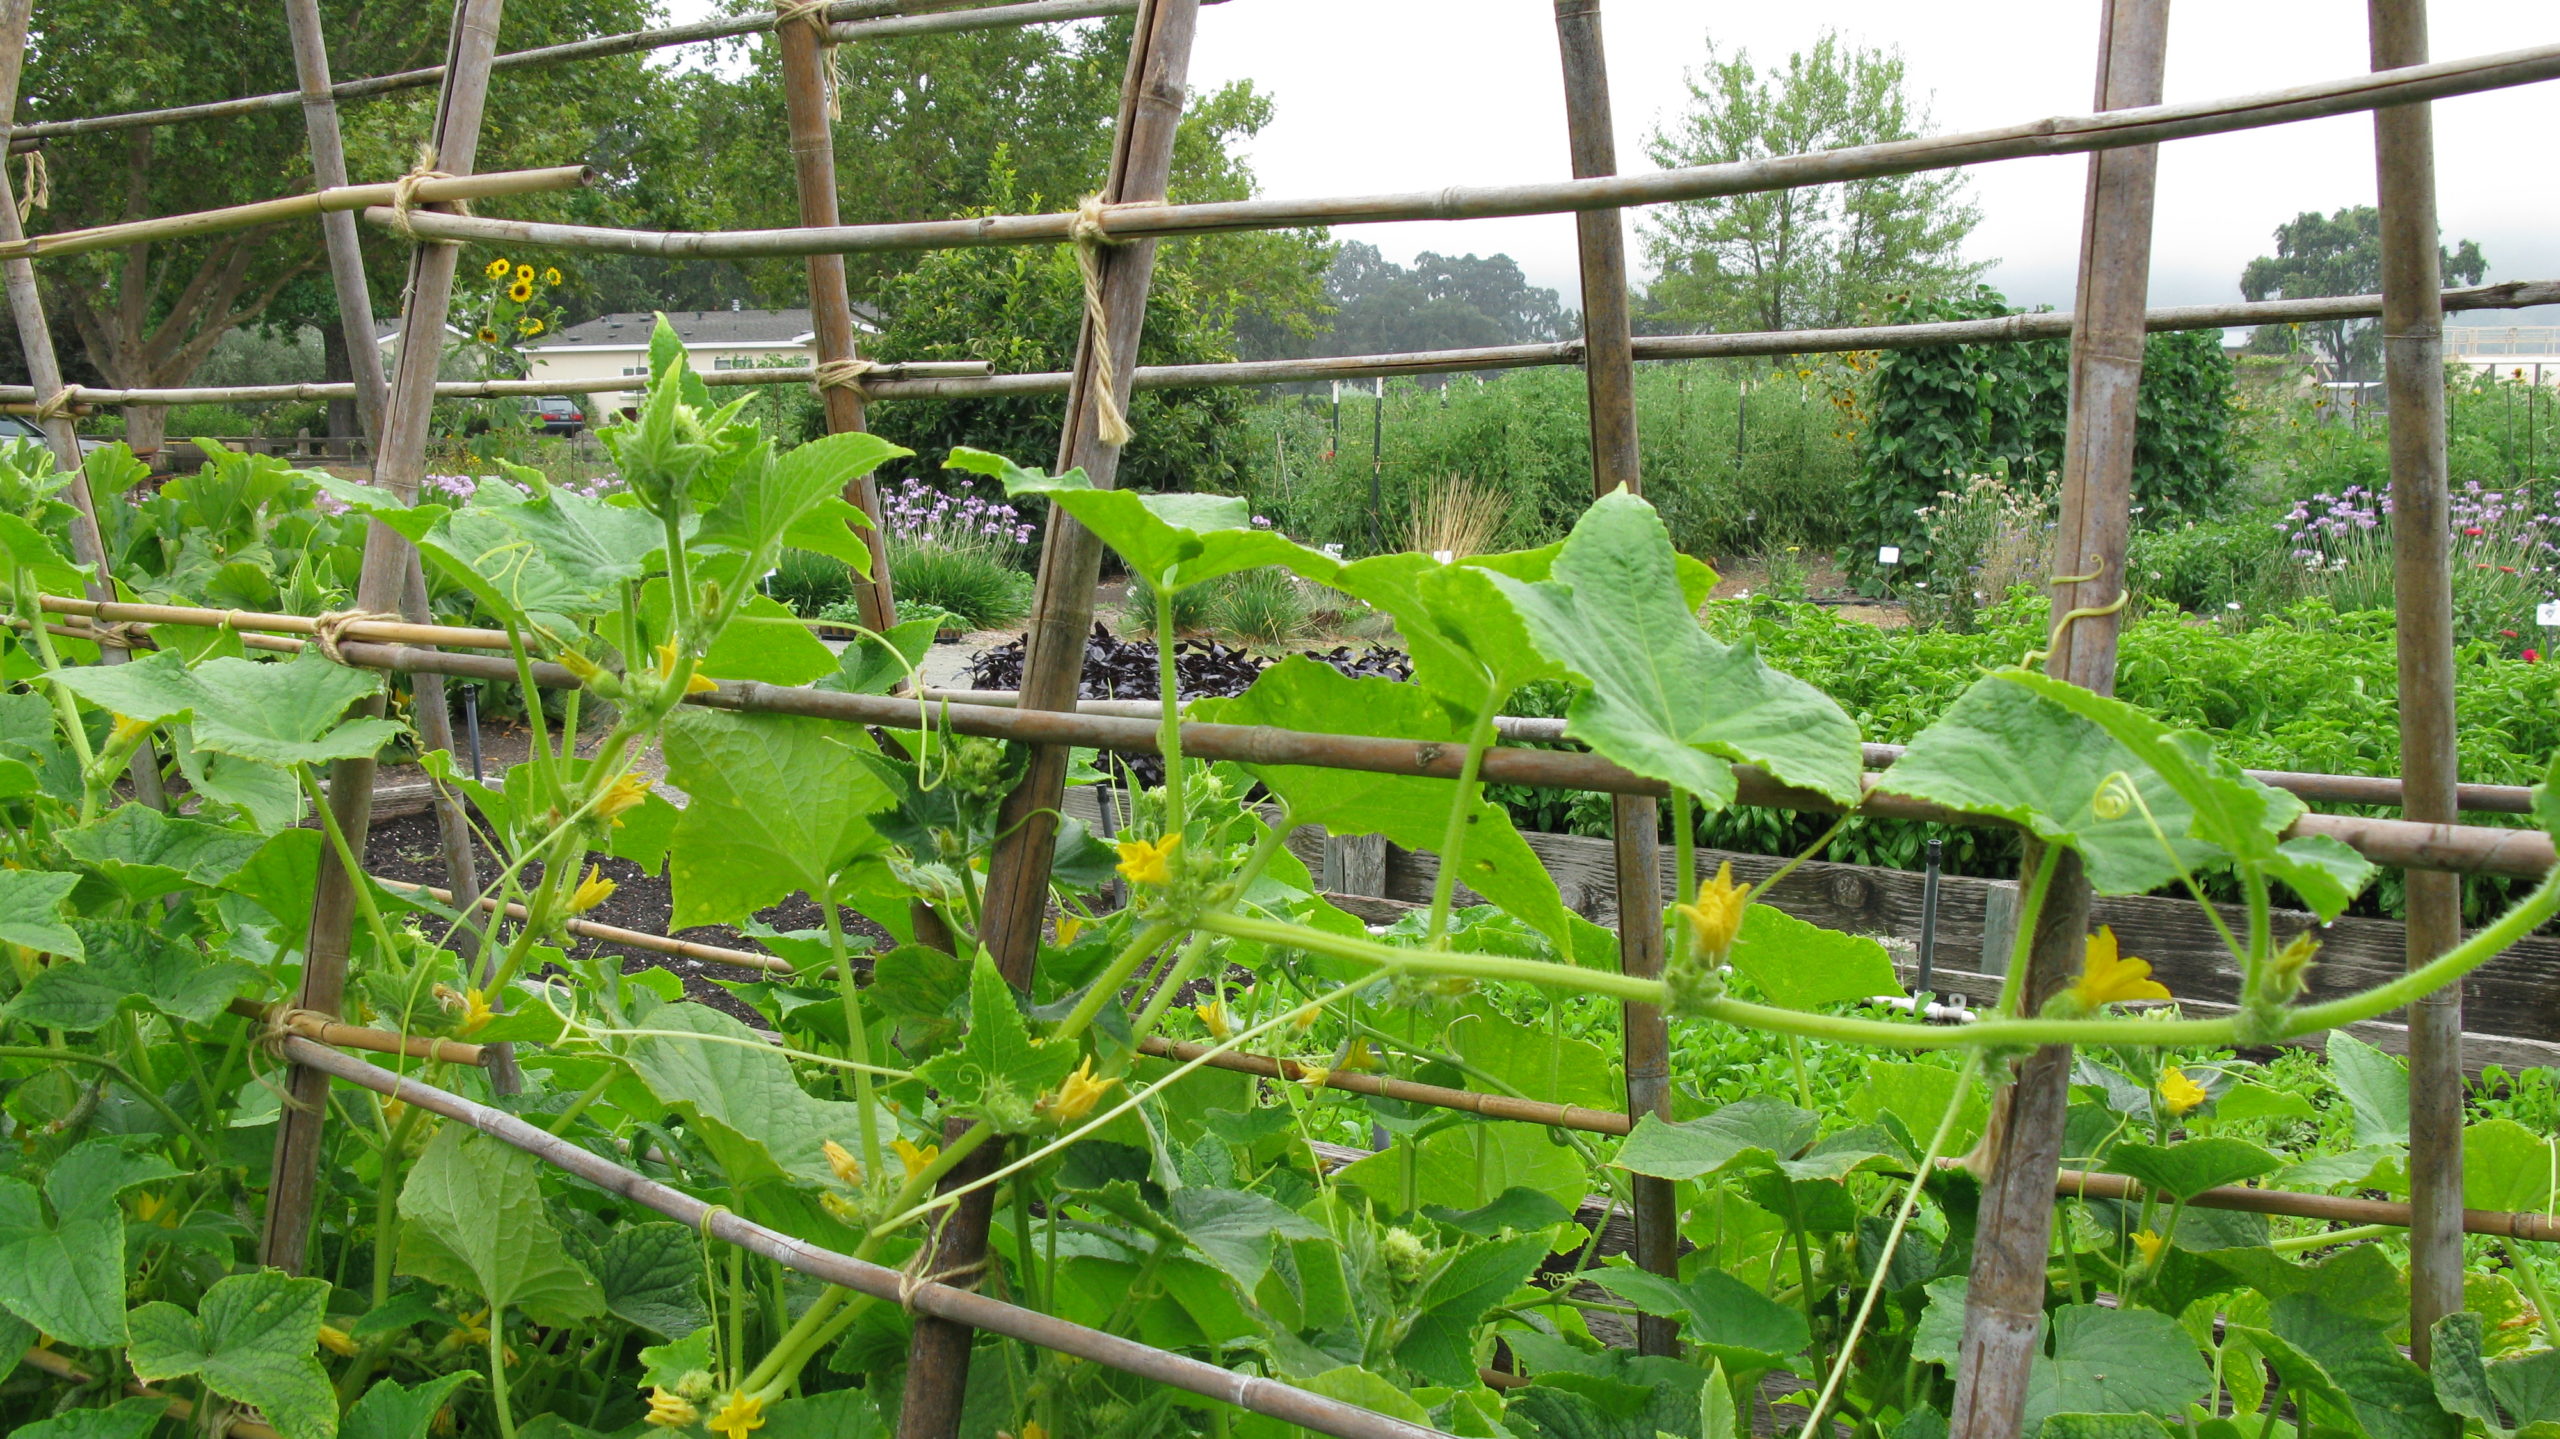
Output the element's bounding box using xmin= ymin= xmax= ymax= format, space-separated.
xmin=644 ymin=1388 xmax=699 ymax=1429
xmin=108 ymin=713 xmax=154 ymax=748
xmin=685 ymin=671 xmax=720 ymax=694
xmin=1674 ymin=861 xmax=1749 ymax=960
xmin=823 ymin=1139 xmax=863 ymax=1185
xmin=1114 ymin=833 xmax=1180 ymax=886
xmin=1193 ymin=999 xmax=1233 ymax=1039
xmin=2132 ymin=1229 xmax=2166 ymax=1267
xmin=2158 ymin=1065 xmax=2209 ymax=1118
xmin=892 ymin=1136 xmax=940 ymax=1181
xmin=707 ymin=1391 xmax=766 ymax=1439
xmin=1041 ymin=1055 xmax=1118 ymax=1125
xmin=460 ymin=988 xmax=495 ymax=1034
xmin=317 ymin=1324 xmax=358 ymax=1357
xmin=2068 ymin=928 xmax=2171 ymax=1009
xmin=133 ymin=1192 xmax=178 ymax=1227
xmin=596 ymin=772 xmax=653 ymax=825
xmin=568 ymin=863 xmax=616 ymax=915
xmin=1337 ymin=1038 xmax=1377 ymax=1072
xmin=1054 ymin=913 xmax=1086 ymax=946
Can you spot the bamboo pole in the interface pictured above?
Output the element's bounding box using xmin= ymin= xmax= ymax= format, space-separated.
xmin=8 ymin=1 xmax=1229 ymax=143
xmin=775 ymin=0 xmax=897 ymax=633
xmin=0 ymin=0 xmax=166 ymax=811
xmin=35 ymin=605 xmax=2557 ymax=879
xmin=1954 ymin=7 xmax=2168 ymax=1436
xmin=282 ymin=0 xmax=500 ymax=1092
xmin=0 ymin=165 xmax=588 ymax=263
xmin=0 ymin=358 xmax=990 ymax=408
xmin=375 ymin=877 xmax=798 ymax=976
xmin=1549 ymin=0 xmax=1676 ymax=1360
xmin=899 ymin=5 xmax=1201 ymax=1433
xmin=360 ymin=41 xmax=2560 ymax=259
xmin=280 ymin=1036 xmax=1454 ymax=1439
xmin=2370 ymin=0 xmax=2464 ymax=1367
xmin=260 ymin=0 xmax=511 ymax=1276
xmin=8 ymin=280 xmax=2554 ymax=411
xmin=223 ymin=996 xmax=489 ymax=1066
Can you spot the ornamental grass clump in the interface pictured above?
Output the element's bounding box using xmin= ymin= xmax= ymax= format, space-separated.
xmin=878 ymin=474 xmax=1034 ymax=628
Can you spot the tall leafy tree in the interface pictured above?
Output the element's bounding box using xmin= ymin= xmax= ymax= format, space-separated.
xmin=1311 ymin=242 xmax=1567 ymax=358
xmin=2240 ymin=206 xmax=2487 ymax=382
xmin=1640 ymin=30 xmax=1981 ymax=334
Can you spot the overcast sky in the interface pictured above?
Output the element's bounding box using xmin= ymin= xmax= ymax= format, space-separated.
xmin=1183 ymin=0 xmax=2560 ymax=321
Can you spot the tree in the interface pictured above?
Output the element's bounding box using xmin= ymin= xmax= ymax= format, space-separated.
xmin=1640 ymin=30 xmax=1982 ymax=335
xmin=2239 ymin=206 xmax=2487 ymax=382
xmin=16 ymin=0 xmax=655 ymax=455
xmin=1310 ymin=242 xmax=1568 ymax=358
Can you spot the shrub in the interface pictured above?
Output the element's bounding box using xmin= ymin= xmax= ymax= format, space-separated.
xmin=767 ymin=546 xmax=859 ymax=617
xmin=2129 ymin=513 xmax=2307 ymax=616
xmin=876 ymin=474 xmax=1036 ymax=630
xmin=1898 ymin=464 xmax=2053 ymax=632
xmin=1122 ymin=565 xmax=1222 ymax=636
xmin=1208 ymin=569 xmax=1315 ymax=645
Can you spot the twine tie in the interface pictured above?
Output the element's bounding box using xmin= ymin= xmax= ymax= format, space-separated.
xmin=1071 ymin=196 xmax=1135 ymax=448
xmin=30 ymin=386 xmax=78 ymax=422
xmin=774 ymin=0 xmax=844 ymax=121
xmin=388 ymin=146 xmax=462 ymax=245
xmin=811 ymin=356 xmax=876 ymax=403
xmin=311 ymin=609 xmax=398 ymax=666
xmin=16 ymin=148 xmax=47 ymax=224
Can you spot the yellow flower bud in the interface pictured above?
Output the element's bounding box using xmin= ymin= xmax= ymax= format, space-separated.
xmin=318 ymin=1325 xmax=358 ymax=1357
xmin=568 ymin=864 xmax=616 ymax=915
xmin=644 ymin=1388 xmax=700 ymax=1429
xmin=2158 ymin=1065 xmax=2209 ymax=1118
xmin=823 ymin=1139 xmax=863 ymax=1185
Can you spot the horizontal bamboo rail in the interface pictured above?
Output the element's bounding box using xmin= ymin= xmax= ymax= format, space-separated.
xmin=376 ymin=878 xmax=797 ymax=976
xmin=0 ymin=359 xmax=995 ymax=409
xmin=0 ymin=164 xmax=590 ymax=262
xmin=15 ymin=278 xmax=2550 ymax=413
xmin=5 ymin=0 xmax=1228 ymax=142
xmin=281 ymin=1036 xmax=1452 ymax=1439
xmin=17 ymin=1347 xmax=282 ymax=1439
xmin=2042 ymin=1165 xmax=2560 ymax=1242
xmin=359 ymin=44 xmax=2560 ymax=259
xmin=223 ymin=996 xmax=488 ymax=1065
xmin=34 ymin=597 xmax=2556 ymax=878
xmin=40 ymin=595 xmax=514 ymax=650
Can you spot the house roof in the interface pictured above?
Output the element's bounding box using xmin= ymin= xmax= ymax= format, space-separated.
xmin=529 ymin=307 xmax=884 ymax=352
xmin=371 ymin=318 xmax=466 ymax=343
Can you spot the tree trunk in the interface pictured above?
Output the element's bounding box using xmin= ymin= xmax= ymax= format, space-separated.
xmin=322 ymin=318 xmax=358 ymax=452
xmin=122 ymin=403 xmax=166 ymax=461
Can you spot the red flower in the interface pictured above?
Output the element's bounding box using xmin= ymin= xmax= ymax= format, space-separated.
xmin=2465 ymin=526 xmax=2485 ymax=536
xmin=2528 ymin=649 xmax=2543 ymax=664
xmin=2503 ymin=629 xmax=2521 ymax=638
xmin=2502 ymin=566 xmax=2520 ymax=574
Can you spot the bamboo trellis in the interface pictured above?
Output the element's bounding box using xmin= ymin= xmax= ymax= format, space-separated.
xmin=4 ymin=1 xmax=2547 ymax=1437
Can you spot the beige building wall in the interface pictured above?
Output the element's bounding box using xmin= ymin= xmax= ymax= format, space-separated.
xmin=522 ymin=341 xmax=815 ymax=416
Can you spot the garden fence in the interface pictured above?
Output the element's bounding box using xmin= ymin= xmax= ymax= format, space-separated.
xmin=5 ymin=1 xmax=2556 ymax=1436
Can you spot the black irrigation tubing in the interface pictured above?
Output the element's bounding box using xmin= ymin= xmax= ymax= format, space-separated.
xmin=358 ymin=40 xmax=2560 ymax=259
xmin=280 ymin=1037 xmax=1456 ymax=1439
xmin=8 ymin=0 xmax=1233 ymax=142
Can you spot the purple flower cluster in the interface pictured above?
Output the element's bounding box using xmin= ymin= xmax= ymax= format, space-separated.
xmin=2282 ymin=478 xmax=2559 ymax=607
xmin=881 ymin=476 xmax=1032 ymax=553
xmin=2278 ymin=485 xmax=2388 ymax=569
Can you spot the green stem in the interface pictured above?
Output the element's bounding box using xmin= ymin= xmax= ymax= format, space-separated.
xmin=488 ymin=1309 xmax=518 ymax=1439
xmin=507 ymin=624 xmax=555 ymax=774
xmin=0 ymin=1046 xmax=210 ymax=1161
xmin=1996 ymin=843 xmax=2064 ymax=1018
xmin=374 ymin=1105 xmax=426 ymax=1306
xmin=1155 ymin=575 xmax=1185 ymax=835
xmin=1129 ymin=932 xmax=1215 ymax=1040
xmin=821 ymin=897 xmax=884 ymax=1180
xmin=1424 ymin=692 xmax=1502 ymax=948
xmin=544 ymin=1070 xmax=618 ymax=1137
xmin=1051 ymin=920 xmax=1180 ymax=1045
xmin=1199 ymin=911 xmax=1668 ymax=1005
xmin=17 ymin=578 xmax=101 ymax=820
xmin=2269 ymin=1222 xmax=2392 ymax=1254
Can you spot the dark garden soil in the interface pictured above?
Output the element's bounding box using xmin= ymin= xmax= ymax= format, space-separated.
xmin=362 ymin=809 xmax=891 ymax=1024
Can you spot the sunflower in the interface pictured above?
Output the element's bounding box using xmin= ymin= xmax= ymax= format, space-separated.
xmin=508 ymin=279 xmax=533 ymax=302
xmin=514 ymin=263 xmax=535 ymax=284
xmin=475 ymin=326 xmax=500 ymax=344
xmin=519 ymin=317 xmax=546 ymax=337
xmin=542 ymin=266 xmax=563 ymax=285
xmin=484 ymin=257 xmax=511 ymax=279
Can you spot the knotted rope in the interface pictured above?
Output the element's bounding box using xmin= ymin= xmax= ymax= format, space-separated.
xmin=16 ymin=148 xmax=47 ymax=224
xmin=387 ymin=146 xmax=462 ymax=244
xmin=30 ymin=386 xmax=79 ymax=423
xmin=76 ymin=618 xmax=144 ymax=651
xmin=811 ymin=356 xmax=876 ymax=403
xmin=311 ymin=608 xmax=398 ymax=666
xmin=249 ymin=1006 xmax=330 ymax=1113
xmin=1071 ymin=195 xmax=1135 ymax=448
xmin=895 ymin=1213 xmax=989 ymax=1311
xmin=774 ymin=0 xmax=843 ymax=121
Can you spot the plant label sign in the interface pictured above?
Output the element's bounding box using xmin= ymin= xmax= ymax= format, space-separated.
xmin=1878 ymin=545 xmax=1902 ymax=566
xmin=2540 ymin=600 xmax=2560 ymax=627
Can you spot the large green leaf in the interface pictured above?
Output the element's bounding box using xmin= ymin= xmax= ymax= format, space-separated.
xmin=0 ymin=867 xmax=82 ymax=956
xmin=1727 ymin=905 xmax=1903 ymax=1011
xmin=593 ymin=1221 xmax=709 ymax=1341
xmin=396 ymin=1125 xmax=603 ymax=1329
xmin=1883 ymin=674 xmax=2208 ymax=896
xmin=1205 ymin=658 xmax=1577 ymax=955
xmin=2326 ymin=1032 xmax=2410 ymax=1147
xmin=1996 ymin=671 xmax=2374 ymax=917
xmin=1614 ymin=1099 xmax=1818 ymax=1182
xmin=2103 ymin=1138 xmax=2279 ymax=1203
xmin=698 ymin=429 xmax=904 ymax=569
xmin=127 ymin=1270 xmax=337 ymax=1439
xmin=1334 ymin=1121 xmax=1587 ymax=1215
xmin=1166 ymin=1187 xmax=1327 ymax=1291
xmin=913 ymin=954 xmax=1079 ymax=1129
xmin=2022 ymin=1306 xmax=2212 ymax=1436
xmin=10 ymin=920 xmax=258 ymax=1030
xmin=14 ymin=1399 xmax=169 ymax=1439
xmin=0 ymin=1175 xmax=125 ymax=1347
xmin=1325 ymin=552 xmax=1565 ymax=717
xmin=2463 ymin=1118 xmax=2555 ymax=1213
xmin=56 ymin=649 xmax=394 ymax=770
xmin=955 ymin=447 xmax=1338 ymax=591
xmin=343 ymin=1374 xmax=471 ymax=1439
xmin=1448 ymin=1002 xmax=1619 ymax=1111
xmin=2430 ymin=1314 xmax=2502 ymax=1436
xmin=58 ymin=804 xmax=264 ymax=901
xmin=1394 ymin=1233 xmax=1548 ymax=1386
xmin=2244 ymin=1297 xmax=2459 ymax=1439
xmin=662 ymin=707 xmax=890 ymax=927
xmin=1487 ymin=490 xmax=1861 ymax=808
xmin=1595 ymin=1265 xmax=1808 ymax=1373
xmin=621 ymin=1001 xmax=885 ymax=1191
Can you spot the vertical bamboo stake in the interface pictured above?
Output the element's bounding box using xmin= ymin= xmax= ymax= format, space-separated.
xmin=1550 ymin=0 xmax=1675 ymax=1359
xmin=775 ymin=3 xmax=897 ymax=633
xmin=281 ymin=0 xmax=499 ymax=1088
xmin=260 ymin=0 xmax=511 ymax=1273
xmin=2369 ymin=0 xmax=2461 ymax=1364
xmin=0 ymin=0 xmax=165 ymax=809
xmin=896 ymin=6 xmax=1200 ymax=1435
xmin=1949 ymin=2 xmax=2168 ymax=1434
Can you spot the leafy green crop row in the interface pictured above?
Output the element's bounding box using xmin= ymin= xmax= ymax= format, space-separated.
xmin=3 ymin=318 xmax=2556 ymax=1439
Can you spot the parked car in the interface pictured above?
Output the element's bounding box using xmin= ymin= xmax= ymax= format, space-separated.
xmin=0 ymin=413 xmax=108 ymax=457
xmin=524 ymin=395 xmax=586 ymax=435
